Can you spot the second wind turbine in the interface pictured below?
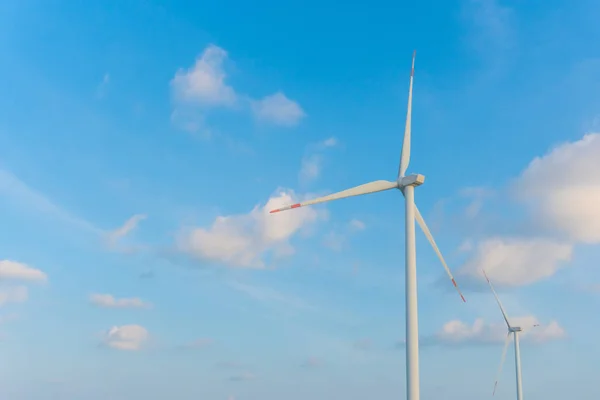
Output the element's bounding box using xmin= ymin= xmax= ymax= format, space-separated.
xmin=484 ymin=270 xmax=539 ymax=400
xmin=269 ymin=52 xmax=466 ymax=400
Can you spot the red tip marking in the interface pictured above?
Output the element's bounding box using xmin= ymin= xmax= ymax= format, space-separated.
xmin=270 ymin=209 xmax=280 ymax=214
xmin=460 ymin=294 xmax=466 ymax=303
xmin=290 ymin=203 xmax=301 ymax=209
xmin=451 ymin=278 xmax=457 ymax=287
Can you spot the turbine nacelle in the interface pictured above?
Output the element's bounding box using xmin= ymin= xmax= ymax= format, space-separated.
xmin=398 ymin=174 xmax=426 ymax=189
xmin=509 ymin=327 xmax=523 ymax=333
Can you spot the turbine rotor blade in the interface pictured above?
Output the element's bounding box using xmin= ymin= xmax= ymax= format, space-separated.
xmin=493 ymin=332 xmax=512 ymax=396
xmin=411 ymin=201 xmax=466 ymax=302
xmin=269 ymin=180 xmax=398 ymax=213
xmin=483 ymin=270 xmax=512 ymax=329
xmin=398 ymin=50 xmax=416 ymax=178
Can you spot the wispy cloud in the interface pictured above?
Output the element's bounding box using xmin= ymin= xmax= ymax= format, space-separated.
xmin=322 ymin=218 xmax=366 ymax=252
xmin=89 ymin=293 xmax=151 ymax=309
xmin=95 ymin=73 xmax=110 ymax=99
xmin=229 ymin=372 xmax=257 ymax=382
xmin=0 ymin=286 xmax=28 ymax=306
xmin=101 ymin=324 xmax=149 ymax=351
xmin=299 ymin=137 xmax=338 ymax=185
xmin=462 ymin=0 xmax=515 ymax=57
xmin=426 ymin=316 xmax=566 ymax=346
xmin=0 ymin=260 xmax=47 ymax=282
xmin=0 ymin=168 xmax=101 ymax=235
xmin=251 ymin=92 xmax=305 ymax=127
xmin=106 ymin=214 xmax=147 ymax=252
xmin=460 ymin=186 xmax=494 ymax=219
xmin=228 ymin=281 xmax=310 ymax=310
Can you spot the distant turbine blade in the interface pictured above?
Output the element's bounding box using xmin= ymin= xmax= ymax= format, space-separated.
xmin=493 ymin=332 xmax=512 ymax=396
xmin=483 ymin=270 xmax=511 ymax=329
xmin=398 ymin=50 xmax=416 ymax=178
xmin=269 ymin=180 xmax=398 ymax=213
xmin=413 ymin=203 xmax=466 ymax=302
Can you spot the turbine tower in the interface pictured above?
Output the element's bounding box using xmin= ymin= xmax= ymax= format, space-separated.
xmin=484 ymin=270 xmax=536 ymax=400
xmin=269 ymin=52 xmax=466 ymax=400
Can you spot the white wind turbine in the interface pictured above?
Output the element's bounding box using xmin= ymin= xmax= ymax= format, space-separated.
xmin=483 ymin=270 xmax=538 ymax=400
xmin=269 ymin=51 xmax=466 ymax=400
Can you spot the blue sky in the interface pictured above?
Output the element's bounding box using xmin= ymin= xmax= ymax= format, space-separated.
xmin=1 ymin=0 xmax=600 ymax=399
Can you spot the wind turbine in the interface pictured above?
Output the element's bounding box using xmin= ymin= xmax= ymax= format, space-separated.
xmin=269 ymin=51 xmax=466 ymax=400
xmin=483 ymin=270 xmax=538 ymax=400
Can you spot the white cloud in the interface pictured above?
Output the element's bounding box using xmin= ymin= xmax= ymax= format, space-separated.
xmin=457 ymin=237 xmax=573 ymax=286
xmin=171 ymin=45 xmax=236 ymax=107
xmin=0 ymin=286 xmax=28 ymax=306
xmin=106 ymin=214 xmax=147 ymax=251
xmin=170 ymin=45 xmax=236 ymax=135
xmin=102 ymin=324 xmax=149 ymax=351
xmin=515 ymin=133 xmax=600 ymax=244
xmin=89 ymin=293 xmax=151 ymax=309
xmin=177 ymin=189 xmax=323 ymax=268
xmin=171 ymin=45 xmax=305 ymax=134
xmin=0 ymin=260 xmax=47 ymax=282
xmin=251 ymin=92 xmax=305 ymax=126
xmin=433 ymin=316 xmax=566 ymax=345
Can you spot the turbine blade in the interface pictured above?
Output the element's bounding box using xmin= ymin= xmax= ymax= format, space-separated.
xmin=483 ymin=270 xmax=512 ymax=329
xmin=398 ymin=50 xmax=416 ymax=178
xmin=413 ymin=203 xmax=466 ymax=302
xmin=493 ymin=332 xmax=512 ymax=396
xmin=269 ymin=180 xmax=398 ymax=213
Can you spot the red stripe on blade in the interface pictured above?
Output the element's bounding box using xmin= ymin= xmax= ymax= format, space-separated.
xmin=290 ymin=204 xmax=301 ymax=209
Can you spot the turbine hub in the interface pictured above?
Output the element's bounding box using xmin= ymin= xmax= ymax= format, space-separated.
xmin=398 ymin=173 xmax=425 ymax=188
